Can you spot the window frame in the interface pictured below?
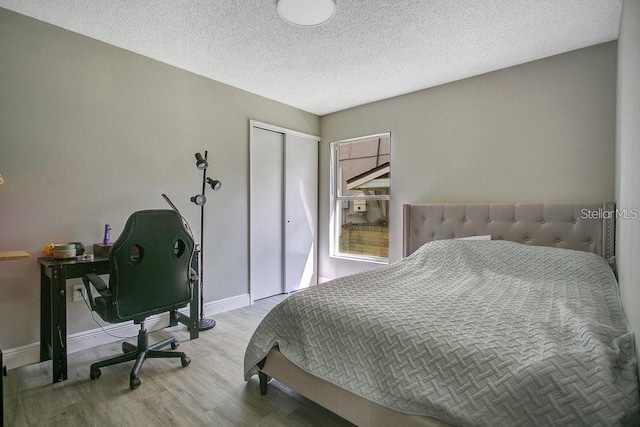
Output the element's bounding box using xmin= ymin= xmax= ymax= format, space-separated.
xmin=329 ymin=132 xmax=391 ymax=264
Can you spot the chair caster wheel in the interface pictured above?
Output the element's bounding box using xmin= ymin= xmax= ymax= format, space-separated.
xmin=130 ymin=377 xmax=141 ymax=390
xmin=90 ymin=368 xmax=101 ymax=380
xmin=171 ymin=341 xmax=179 ymax=350
xmin=181 ymin=356 xmax=191 ymax=367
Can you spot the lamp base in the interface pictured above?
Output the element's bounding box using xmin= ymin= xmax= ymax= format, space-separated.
xmin=198 ymin=318 xmax=216 ymax=331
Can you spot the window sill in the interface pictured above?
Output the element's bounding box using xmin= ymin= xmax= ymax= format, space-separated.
xmin=330 ymin=253 xmax=389 ymax=265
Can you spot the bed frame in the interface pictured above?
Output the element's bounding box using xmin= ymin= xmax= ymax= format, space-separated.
xmin=257 ymin=202 xmax=616 ymax=427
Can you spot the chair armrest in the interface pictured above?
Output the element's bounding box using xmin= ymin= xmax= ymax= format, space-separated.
xmin=82 ymin=273 xmax=111 ymax=310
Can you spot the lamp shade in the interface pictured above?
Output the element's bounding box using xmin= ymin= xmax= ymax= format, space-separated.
xmin=195 ymin=153 xmax=208 ymax=170
xmin=190 ymin=194 xmax=207 ymax=206
xmin=207 ymin=178 xmax=222 ymax=191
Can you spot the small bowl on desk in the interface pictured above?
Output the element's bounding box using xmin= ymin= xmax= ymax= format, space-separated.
xmin=52 ymin=244 xmax=77 ymax=259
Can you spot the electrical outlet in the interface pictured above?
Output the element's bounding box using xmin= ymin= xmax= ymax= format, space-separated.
xmin=72 ymin=284 xmax=85 ymax=302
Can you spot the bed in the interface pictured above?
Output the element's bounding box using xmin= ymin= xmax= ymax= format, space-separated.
xmin=244 ymin=202 xmax=639 ymax=426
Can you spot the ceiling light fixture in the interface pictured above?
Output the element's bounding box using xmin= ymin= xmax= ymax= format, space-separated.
xmin=277 ymin=0 xmax=335 ymax=27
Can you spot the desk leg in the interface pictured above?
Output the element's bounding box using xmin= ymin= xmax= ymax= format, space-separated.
xmin=39 ymin=265 xmax=51 ymax=363
xmin=171 ymin=252 xmax=200 ymax=340
xmin=1 ymin=348 xmax=4 ymax=427
xmin=189 ymin=280 xmax=199 ymax=340
xmin=171 ymin=286 xmax=200 ymax=340
xmin=49 ymin=266 xmax=67 ymax=383
xmin=189 ymin=249 xmax=200 ymax=340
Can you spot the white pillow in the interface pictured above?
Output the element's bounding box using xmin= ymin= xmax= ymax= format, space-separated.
xmin=456 ymin=235 xmax=492 ymax=241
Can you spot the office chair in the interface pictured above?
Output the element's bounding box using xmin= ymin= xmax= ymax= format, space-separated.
xmin=82 ymin=209 xmax=195 ymax=390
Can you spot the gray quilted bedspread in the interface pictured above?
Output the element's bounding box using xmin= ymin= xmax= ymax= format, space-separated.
xmin=244 ymin=240 xmax=639 ymax=426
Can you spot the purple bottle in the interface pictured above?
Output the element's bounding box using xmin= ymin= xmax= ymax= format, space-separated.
xmin=103 ymin=224 xmax=112 ymax=245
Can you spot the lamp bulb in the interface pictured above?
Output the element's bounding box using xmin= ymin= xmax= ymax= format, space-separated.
xmin=195 ymin=152 xmax=208 ymax=170
xmin=207 ymin=178 xmax=222 ymax=191
xmin=190 ymin=194 xmax=207 ymax=206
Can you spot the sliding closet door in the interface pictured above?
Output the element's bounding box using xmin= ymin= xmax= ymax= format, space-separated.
xmin=250 ymin=121 xmax=319 ymax=302
xmin=284 ymin=134 xmax=318 ymax=292
xmin=250 ymin=127 xmax=284 ymax=301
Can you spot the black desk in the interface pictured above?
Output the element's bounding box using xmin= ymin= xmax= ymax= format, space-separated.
xmin=38 ymin=256 xmax=199 ymax=383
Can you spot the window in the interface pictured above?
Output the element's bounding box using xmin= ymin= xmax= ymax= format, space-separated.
xmin=330 ymin=133 xmax=390 ymax=263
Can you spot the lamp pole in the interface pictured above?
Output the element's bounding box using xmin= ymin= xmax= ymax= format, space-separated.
xmin=193 ymin=150 xmax=221 ymax=331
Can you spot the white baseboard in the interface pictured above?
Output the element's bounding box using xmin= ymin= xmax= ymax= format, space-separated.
xmin=2 ymin=293 xmax=250 ymax=371
xmin=203 ymin=292 xmax=250 ymax=316
xmin=318 ymin=276 xmax=332 ymax=284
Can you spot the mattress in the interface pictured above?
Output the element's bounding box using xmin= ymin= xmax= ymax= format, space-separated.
xmin=244 ymin=240 xmax=639 ymax=426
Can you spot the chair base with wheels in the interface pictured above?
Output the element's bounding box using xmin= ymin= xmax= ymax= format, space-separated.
xmin=90 ymin=319 xmax=191 ymax=390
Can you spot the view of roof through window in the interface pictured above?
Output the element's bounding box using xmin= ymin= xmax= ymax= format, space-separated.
xmin=334 ymin=134 xmax=390 ymax=261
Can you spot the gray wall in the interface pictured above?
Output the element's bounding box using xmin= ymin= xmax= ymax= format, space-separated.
xmin=0 ymin=8 xmax=319 ymax=348
xmin=616 ymin=0 xmax=640 ymax=364
xmin=319 ymin=42 xmax=617 ymax=280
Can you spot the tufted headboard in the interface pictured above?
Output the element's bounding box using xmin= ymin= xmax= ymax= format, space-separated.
xmin=403 ymin=202 xmax=615 ymax=262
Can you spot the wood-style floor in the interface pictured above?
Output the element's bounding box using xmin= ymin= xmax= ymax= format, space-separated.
xmin=3 ymin=295 xmax=354 ymax=426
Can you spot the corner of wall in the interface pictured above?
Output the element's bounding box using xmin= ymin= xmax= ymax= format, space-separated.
xmin=615 ymin=0 xmax=640 ymax=366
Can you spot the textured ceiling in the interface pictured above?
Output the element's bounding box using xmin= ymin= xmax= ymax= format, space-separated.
xmin=0 ymin=0 xmax=622 ymax=115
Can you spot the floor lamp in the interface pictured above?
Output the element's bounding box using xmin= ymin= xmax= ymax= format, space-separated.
xmin=191 ymin=151 xmax=222 ymax=331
